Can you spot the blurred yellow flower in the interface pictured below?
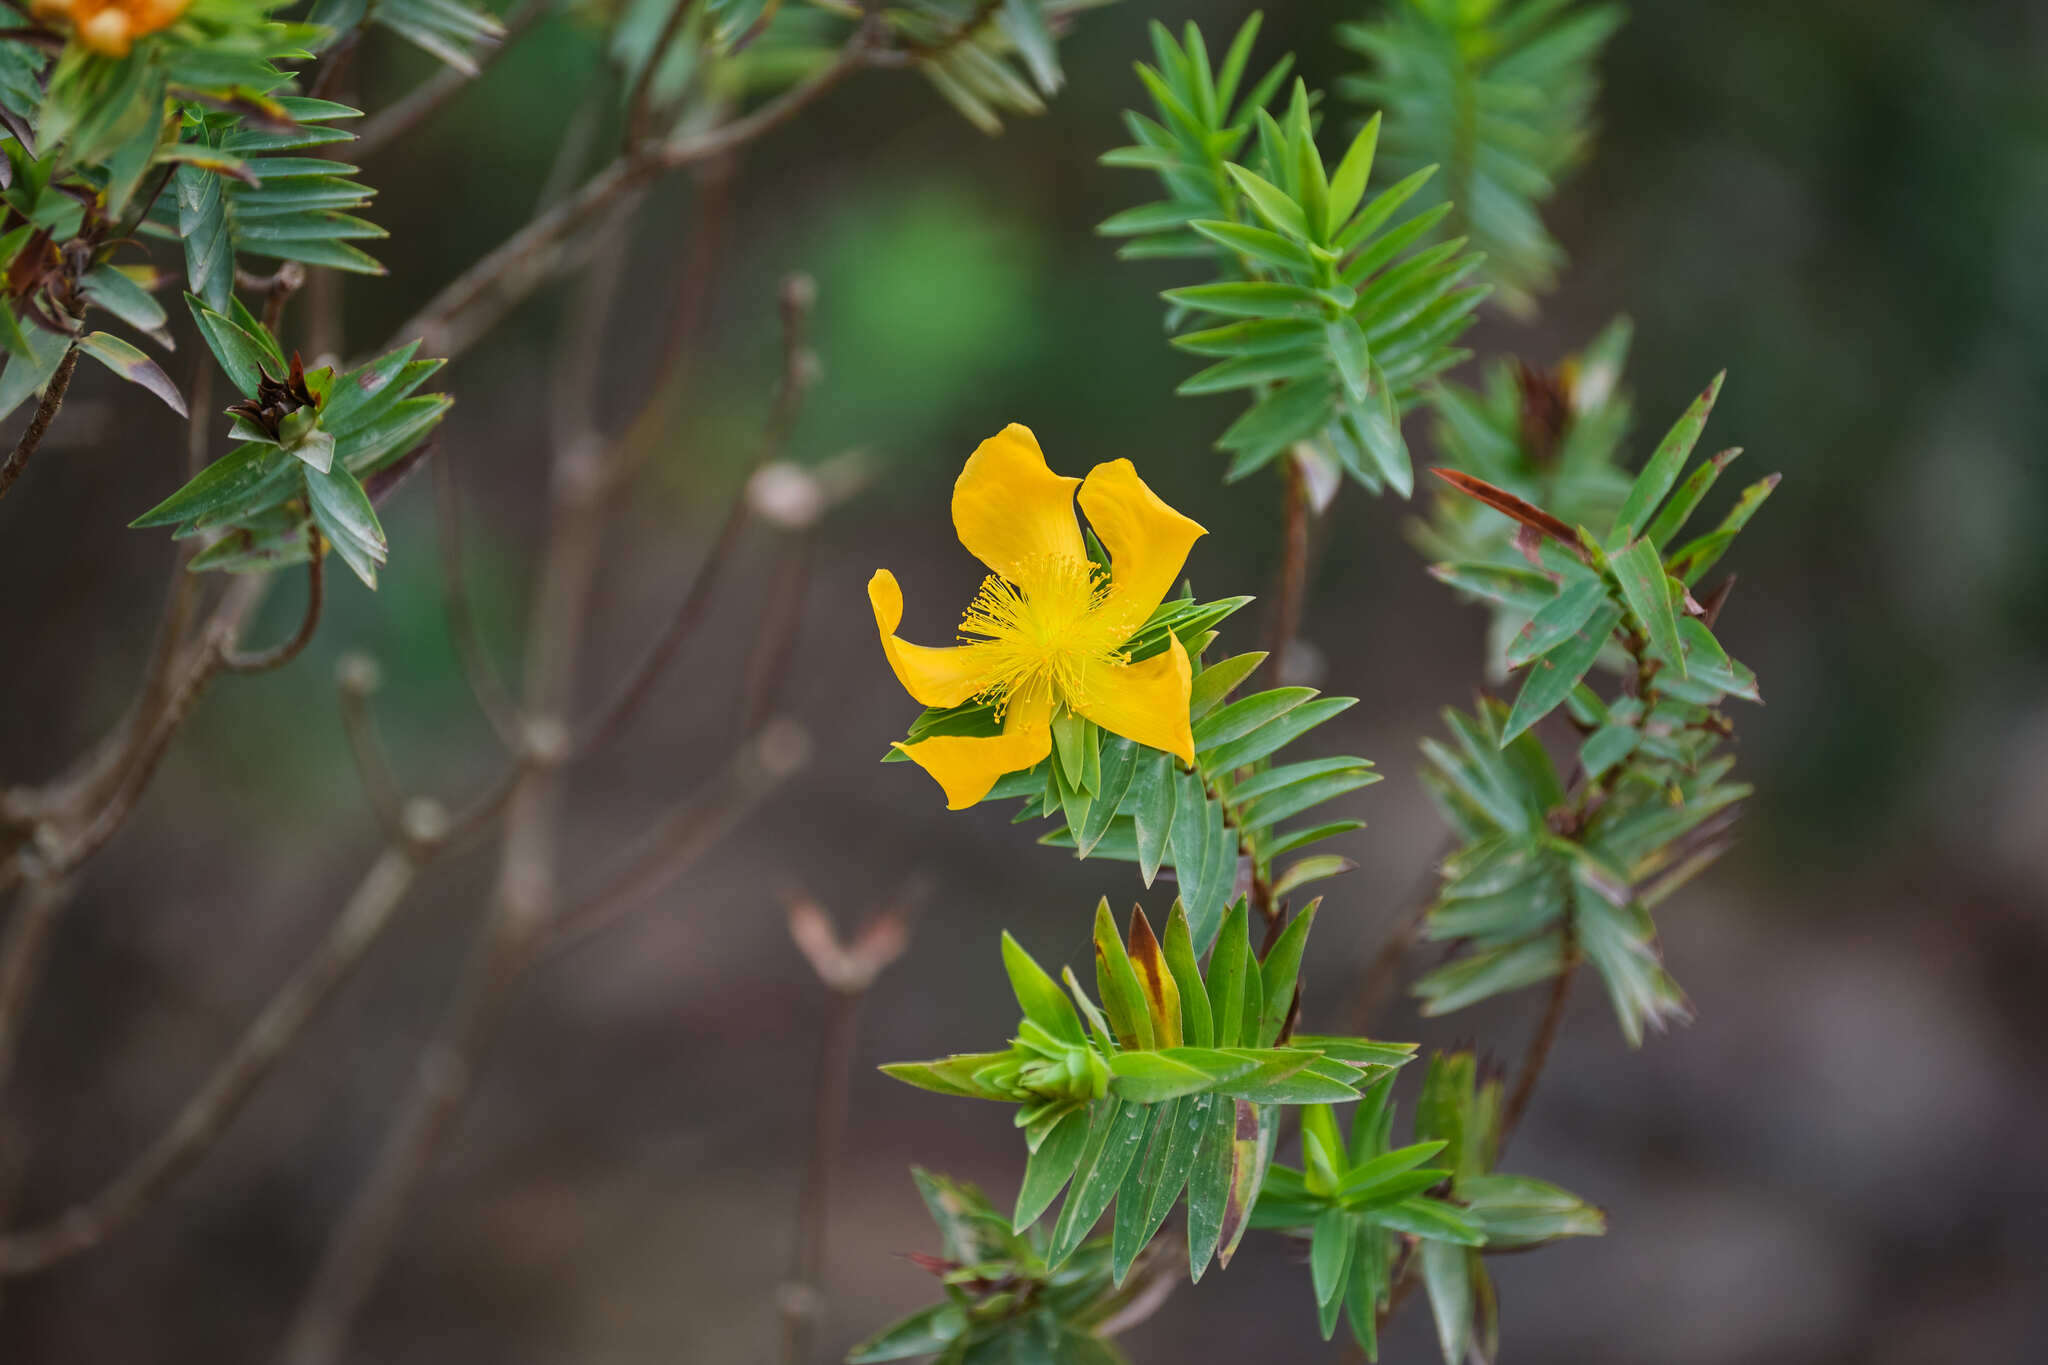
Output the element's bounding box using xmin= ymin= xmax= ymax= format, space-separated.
xmin=871 ymin=424 xmax=1206 ymax=809
xmin=32 ymin=0 xmax=188 ymax=56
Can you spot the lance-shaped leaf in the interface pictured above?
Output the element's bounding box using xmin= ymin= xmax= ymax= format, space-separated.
xmin=1160 ymin=902 xmax=1212 ymax=1048
xmin=1123 ymin=905 xmax=1182 ymax=1047
xmin=75 ymin=332 xmax=185 ymax=415
xmin=1503 ymin=577 xmax=1609 ymax=670
xmin=1645 ymin=447 xmax=1741 ymax=551
xmin=1256 ymin=899 xmax=1318 ymax=1046
xmin=1045 ymin=1099 xmax=1149 ymax=1269
xmin=1014 ymin=1102 xmax=1092 ymax=1231
xmin=1610 ymin=371 xmax=1724 ymax=546
xmin=880 ymin=1050 xmax=1027 ymax=1101
xmin=1457 ymin=1174 xmax=1607 ymax=1248
xmin=1611 ymin=537 xmax=1685 ymax=677
xmin=1502 ymin=602 xmax=1623 ymax=744
xmin=1003 ymin=931 xmax=1086 ymax=1047
xmin=1092 ymin=899 xmax=1154 ymax=1051
xmin=1419 ymin=1239 xmax=1476 ymax=1365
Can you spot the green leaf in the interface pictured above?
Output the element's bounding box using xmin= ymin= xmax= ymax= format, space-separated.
xmin=1414 ymin=936 xmax=1569 ymax=1016
xmin=80 ymin=266 xmax=170 ymax=343
xmin=1205 ymin=901 xmax=1251 ymax=1049
xmin=1610 ymin=538 xmax=1685 ymax=677
xmin=1418 ymin=1238 xmax=1474 ymax=1365
xmin=1109 ymin=1050 xmax=1218 ymax=1103
xmin=1502 ymin=577 xmax=1608 ymax=670
xmin=1255 ymin=900 xmax=1317 ymax=1046
xmin=1189 ymin=652 xmax=1265 ymax=720
xmin=1501 ymin=604 xmax=1622 ymax=744
xmin=1371 ymin=1196 xmax=1484 ymax=1246
xmin=1272 ymin=855 xmax=1356 ymax=900
xmin=1076 ymin=736 xmax=1138 ymax=858
xmin=1189 ymin=219 xmax=1318 ymax=272
xmin=1014 ymin=1103 xmax=1092 ymax=1232
xmin=130 ymin=444 xmax=284 ymax=528
xmin=1161 ymin=903 xmax=1213 ymax=1049
xmin=1224 ymin=162 xmax=1311 ymax=240
xmin=78 ymin=333 xmax=185 ymax=417
xmin=1165 ymin=281 xmax=1323 ymax=320
xmin=1610 ymin=372 xmax=1723 ymax=545
xmin=1311 ymin=1207 xmax=1356 ymax=1315
xmin=1003 ymin=932 xmax=1085 ymax=1047
xmin=1644 ymin=447 xmax=1740 ymax=551
xmin=305 ymin=463 xmax=386 ymax=589
xmin=1045 ymin=1099 xmax=1149 ymax=1269
xmin=184 ymin=295 xmax=273 ymax=399
xmin=1327 ymin=113 xmax=1380 ymax=234
xmin=845 ymin=1302 xmax=967 ymax=1363
xmin=1128 ymin=751 xmax=1176 ymax=887
xmin=1458 ymin=1174 xmax=1606 ymax=1248
xmin=0 ymin=329 xmax=71 ymax=426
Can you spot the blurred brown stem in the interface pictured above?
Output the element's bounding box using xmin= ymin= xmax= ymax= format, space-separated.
xmin=0 ymin=848 xmax=420 ymax=1276
xmin=1259 ymin=453 xmax=1312 ymax=686
xmin=220 ymin=540 xmax=324 ymax=675
xmin=352 ymin=0 xmax=551 ymax=160
xmin=395 ymin=24 xmax=878 ymax=359
xmin=1499 ymin=961 xmax=1574 ymax=1149
xmin=0 ymin=345 xmax=79 ymax=506
xmin=0 ymin=873 xmax=75 ymax=1097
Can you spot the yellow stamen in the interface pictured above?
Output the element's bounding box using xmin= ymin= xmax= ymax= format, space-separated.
xmin=958 ymin=554 xmax=1124 ymax=715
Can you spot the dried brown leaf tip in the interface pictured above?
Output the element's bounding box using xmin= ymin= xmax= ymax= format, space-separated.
xmin=1514 ymin=358 xmax=1572 ymax=465
xmin=1430 ymin=467 xmax=1584 ymax=556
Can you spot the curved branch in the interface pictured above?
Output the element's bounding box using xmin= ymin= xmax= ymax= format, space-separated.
xmin=352 ymin=0 xmax=552 ymax=160
xmin=0 ymin=848 xmax=419 ymax=1275
xmin=394 ymin=26 xmax=879 ymax=359
xmin=220 ymin=540 xmax=324 ymax=675
xmin=0 ymin=346 xmax=79 ymax=506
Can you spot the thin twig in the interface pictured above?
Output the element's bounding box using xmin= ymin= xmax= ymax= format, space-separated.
xmin=541 ymin=721 xmax=806 ymax=962
xmin=0 ymin=848 xmax=418 ymax=1275
xmin=220 ymin=538 xmax=324 ymax=675
xmin=431 ymin=448 xmax=525 ymax=750
xmin=336 ymin=658 xmax=408 ymax=841
xmin=1259 ymin=453 xmax=1312 ymax=686
xmin=394 ymin=28 xmax=877 ymax=359
xmin=0 ymin=871 xmax=75 ymax=1096
xmin=273 ymin=865 xmax=520 ymax=1365
xmin=351 ymin=0 xmax=551 ymax=160
xmin=778 ymin=881 xmax=916 ymax=1365
xmin=623 ymin=0 xmax=699 ymax=149
xmin=573 ymin=272 xmax=815 ymax=756
xmin=1499 ymin=963 xmax=1574 ymax=1148
xmin=0 ymin=345 xmax=79 ymax=505
xmin=779 ymin=987 xmax=856 ymax=1365
xmin=279 ymin=191 xmax=650 ymax=1365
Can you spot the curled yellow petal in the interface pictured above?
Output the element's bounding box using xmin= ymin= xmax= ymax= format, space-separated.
xmin=896 ymin=687 xmax=1054 ymax=810
xmin=869 ymin=569 xmax=992 ymax=709
xmin=1071 ymin=633 xmax=1195 ymax=765
xmin=1078 ymin=458 xmax=1207 ymax=638
xmin=952 ymin=424 xmax=1084 ymax=594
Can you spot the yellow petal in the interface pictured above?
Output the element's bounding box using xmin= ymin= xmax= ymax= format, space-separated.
xmin=1078 ymin=458 xmax=1208 ymax=638
xmin=897 ymin=687 xmax=1054 ymax=810
xmin=952 ymin=424 xmax=1084 ymax=593
xmin=1071 ymin=633 xmax=1195 ymax=764
xmin=870 ymin=569 xmax=992 ymax=709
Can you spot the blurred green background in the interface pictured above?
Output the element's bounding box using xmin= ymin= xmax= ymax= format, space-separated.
xmin=2 ymin=0 xmax=2045 ymax=1360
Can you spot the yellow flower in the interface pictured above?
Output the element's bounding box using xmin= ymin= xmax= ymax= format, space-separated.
xmin=871 ymin=424 xmax=1208 ymax=809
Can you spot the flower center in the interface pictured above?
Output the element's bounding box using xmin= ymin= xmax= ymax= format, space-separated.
xmin=959 ymin=554 xmax=1124 ymax=715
